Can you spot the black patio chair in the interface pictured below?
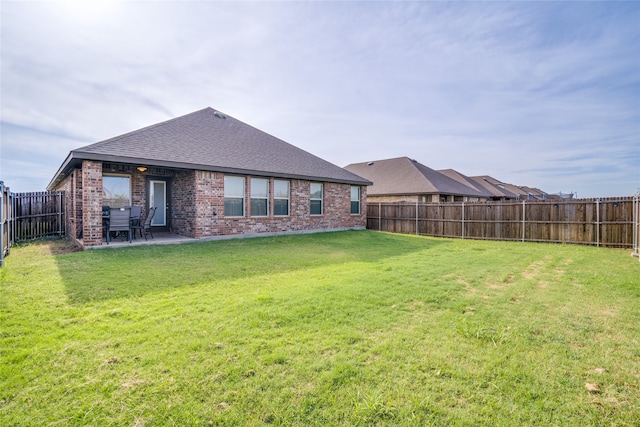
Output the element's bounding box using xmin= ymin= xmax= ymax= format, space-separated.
xmin=132 ymin=207 xmax=155 ymax=241
xmin=106 ymin=207 xmax=132 ymax=244
xmin=129 ymin=206 xmax=142 ymax=228
xmin=128 ymin=206 xmax=142 ymax=239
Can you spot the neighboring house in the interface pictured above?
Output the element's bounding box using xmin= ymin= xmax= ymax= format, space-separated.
xmin=437 ymin=169 xmax=507 ymax=201
xmin=519 ymin=186 xmax=550 ymax=200
xmin=465 ymin=175 xmax=519 ymax=201
xmin=48 ymin=107 xmax=371 ymax=248
xmin=470 ymin=176 xmax=549 ymax=200
xmin=344 ymin=157 xmax=489 ymax=203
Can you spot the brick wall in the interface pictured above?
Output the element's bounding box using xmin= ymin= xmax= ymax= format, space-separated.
xmin=73 ymin=169 xmax=83 ymax=238
xmin=191 ymin=175 xmax=367 ymax=238
xmin=54 ymin=163 xmax=367 ymax=246
xmin=81 ymin=160 xmax=103 ymax=246
xmin=53 ymin=168 xmax=84 ymax=242
xmin=172 ymin=170 xmax=196 ymax=237
xmin=55 ymin=171 xmax=75 ymax=239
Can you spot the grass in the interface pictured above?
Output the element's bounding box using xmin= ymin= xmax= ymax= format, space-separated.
xmin=1 ymin=230 xmax=639 ymax=426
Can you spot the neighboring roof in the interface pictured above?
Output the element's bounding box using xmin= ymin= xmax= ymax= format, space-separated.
xmin=438 ymin=169 xmax=493 ymax=198
xmin=344 ymin=157 xmax=487 ymax=198
xmin=48 ymin=107 xmax=371 ymax=189
xmin=474 ymin=175 xmax=529 ymax=199
xmin=468 ymin=176 xmax=518 ymax=199
xmin=519 ymin=186 xmax=548 ymax=199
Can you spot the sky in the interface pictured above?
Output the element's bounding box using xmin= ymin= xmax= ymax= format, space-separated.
xmin=1 ymin=0 xmax=639 ymax=197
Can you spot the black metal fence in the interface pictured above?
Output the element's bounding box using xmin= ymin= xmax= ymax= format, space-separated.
xmin=1 ymin=181 xmax=65 ymax=266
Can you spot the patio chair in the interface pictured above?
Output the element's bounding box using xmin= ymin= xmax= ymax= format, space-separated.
xmin=106 ymin=207 xmax=132 ymax=244
xmin=132 ymin=207 xmax=155 ymax=241
xmin=102 ymin=205 xmax=111 ymax=236
xmin=129 ymin=206 xmax=142 ymax=230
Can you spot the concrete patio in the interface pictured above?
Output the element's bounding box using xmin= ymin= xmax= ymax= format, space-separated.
xmin=90 ymin=232 xmax=196 ymax=249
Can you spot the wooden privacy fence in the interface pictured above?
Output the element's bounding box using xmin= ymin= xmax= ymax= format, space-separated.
xmin=1 ymin=181 xmax=65 ymax=266
xmin=368 ymin=197 xmax=640 ymax=251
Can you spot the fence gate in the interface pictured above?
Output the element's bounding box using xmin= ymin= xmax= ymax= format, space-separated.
xmin=0 ymin=182 xmax=65 ymax=267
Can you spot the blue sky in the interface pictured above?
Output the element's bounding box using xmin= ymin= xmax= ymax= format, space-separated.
xmin=1 ymin=0 xmax=639 ymax=197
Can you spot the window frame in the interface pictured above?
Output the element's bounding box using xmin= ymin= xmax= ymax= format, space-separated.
xmin=224 ymin=175 xmax=245 ymax=217
xmin=350 ymin=186 xmax=361 ymax=215
xmin=310 ymin=182 xmax=323 ymax=216
xmin=102 ymin=173 xmax=131 ymax=208
xmin=250 ymin=177 xmax=269 ymax=217
xmin=273 ymin=179 xmax=290 ymax=217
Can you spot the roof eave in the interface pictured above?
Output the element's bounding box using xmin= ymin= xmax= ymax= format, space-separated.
xmin=47 ymin=151 xmax=76 ymax=190
xmin=50 ymin=151 xmax=372 ymax=187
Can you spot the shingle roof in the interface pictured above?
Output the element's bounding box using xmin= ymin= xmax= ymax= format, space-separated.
xmin=344 ymin=157 xmax=487 ymax=197
xmin=518 ymin=186 xmax=548 ymax=199
xmin=467 ymin=176 xmax=518 ymax=199
xmin=48 ymin=107 xmax=371 ymax=189
xmin=438 ymin=169 xmax=493 ymax=198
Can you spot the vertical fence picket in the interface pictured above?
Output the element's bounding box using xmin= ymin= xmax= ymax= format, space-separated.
xmin=368 ymin=197 xmax=635 ymax=248
xmin=0 ymin=189 xmax=66 ymax=265
xmin=461 ymin=202 xmax=465 ymax=239
xmin=0 ymin=181 xmax=6 ymax=267
xmin=596 ymin=199 xmax=600 ymax=247
xmin=522 ymin=200 xmax=526 ymax=242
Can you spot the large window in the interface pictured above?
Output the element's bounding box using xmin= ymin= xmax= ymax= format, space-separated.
xmin=250 ymin=178 xmax=269 ymax=217
xmin=102 ymin=175 xmax=130 ymax=208
xmin=310 ymin=183 xmax=323 ymax=215
xmin=274 ymin=180 xmax=290 ymax=216
xmin=350 ymin=186 xmax=360 ymax=214
xmin=224 ymin=176 xmax=245 ymax=217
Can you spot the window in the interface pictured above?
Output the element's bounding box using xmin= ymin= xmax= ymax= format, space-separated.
xmin=250 ymin=178 xmax=269 ymax=217
xmin=274 ymin=180 xmax=290 ymax=216
xmin=224 ymin=176 xmax=245 ymax=217
xmin=350 ymin=186 xmax=360 ymax=214
xmin=103 ymin=175 xmax=130 ymax=208
xmin=310 ymin=183 xmax=323 ymax=215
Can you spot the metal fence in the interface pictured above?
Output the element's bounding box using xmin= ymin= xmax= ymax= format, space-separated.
xmin=368 ymin=197 xmax=640 ymax=253
xmin=0 ymin=182 xmax=65 ymax=267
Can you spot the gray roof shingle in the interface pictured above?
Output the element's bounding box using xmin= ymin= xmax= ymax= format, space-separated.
xmin=344 ymin=157 xmax=487 ymax=198
xmin=49 ymin=107 xmax=371 ymax=189
xmin=467 ymin=176 xmax=519 ymax=199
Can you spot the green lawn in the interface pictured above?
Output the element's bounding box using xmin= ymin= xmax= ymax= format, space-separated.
xmin=1 ymin=231 xmax=639 ymax=426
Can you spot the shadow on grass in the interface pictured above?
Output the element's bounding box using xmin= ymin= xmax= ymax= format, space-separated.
xmin=55 ymin=230 xmax=450 ymax=304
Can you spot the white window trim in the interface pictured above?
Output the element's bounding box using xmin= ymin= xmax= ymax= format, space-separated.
xmin=351 ymin=186 xmax=361 ymax=215
xmin=310 ymin=182 xmax=323 ymax=216
xmin=224 ymin=175 xmax=245 ymax=217
xmin=273 ymin=179 xmax=290 ymax=217
xmin=250 ymin=178 xmax=270 ymax=217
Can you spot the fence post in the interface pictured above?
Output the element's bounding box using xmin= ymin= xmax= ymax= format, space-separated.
xmin=415 ymin=201 xmax=418 ymax=235
xmin=378 ymin=202 xmax=381 ymax=231
xmin=461 ymin=202 xmax=465 ymax=239
xmin=596 ymin=198 xmax=600 ymax=247
xmin=633 ymin=196 xmax=639 ymax=261
xmin=522 ymin=200 xmax=526 ymax=242
xmin=11 ymin=191 xmax=16 ymax=244
xmin=58 ymin=191 xmax=63 ymax=237
xmin=0 ymin=181 xmax=4 ymax=267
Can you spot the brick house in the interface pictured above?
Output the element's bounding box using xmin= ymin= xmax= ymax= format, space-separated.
xmin=47 ymin=107 xmax=371 ymax=248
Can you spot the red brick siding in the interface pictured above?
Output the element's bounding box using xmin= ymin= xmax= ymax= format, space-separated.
xmin=55 ymin=162 xmax=367 ymax=246
xmin=81 ymin=161 xmax=103 ymax=246
xmin=193 ymin=175 xmax=367 ymax=238
xmin=55 ymin=171 xmax=75 ymax=239
xmin=172 ymin=170 xmax=197 ymax=237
